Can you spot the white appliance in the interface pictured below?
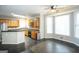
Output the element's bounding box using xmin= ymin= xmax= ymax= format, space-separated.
xmin=0 ymin=23 xmax=8 ymax=42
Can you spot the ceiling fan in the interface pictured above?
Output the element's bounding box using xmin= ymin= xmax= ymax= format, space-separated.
xmin=43 ymin=5 xmax=72 ymax=15
xmin=42 ymin=5 xmax=58 ymax=14
xmin=47 ymin=5 xmax=57 ymax=10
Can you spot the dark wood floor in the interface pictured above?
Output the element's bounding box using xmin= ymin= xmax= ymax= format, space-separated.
xmin=22 ymin=37 xmax=79 ymax=53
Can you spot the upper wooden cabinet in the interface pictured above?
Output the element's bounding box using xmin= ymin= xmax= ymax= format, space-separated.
xmin=32 ymin=17 xmax=40 ymax=29
xmin=7 ymin=20 xmax=19 ymax=28
xmin=0 ymin=19 xmax=19 ymax=28
xmin=0 ymin=19 xmax=8 ymax=23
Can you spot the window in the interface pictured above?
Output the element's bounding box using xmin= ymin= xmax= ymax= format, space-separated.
xmin=46 ymin=16 xmax=53 ymax=33
xmin=75 ymin=13 xmax=79 ymax=38
xmin=55 ymin=14 xmax=70 ymax=36
xmin=19 ymin=19 xmax=29 ymax=28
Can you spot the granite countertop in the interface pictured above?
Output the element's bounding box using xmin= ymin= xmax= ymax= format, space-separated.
xmin=1 ymin=28 xmax=39 ymax=32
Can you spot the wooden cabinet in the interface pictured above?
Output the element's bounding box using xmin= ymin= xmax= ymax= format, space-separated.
xmin=31 ymin=31 xmax=37 ymax=40
xmin=32 ymin=17 xmax=40 ymax=29
xmin=25 ymin=30 xmax=28 ymax=36
xmin=0 ymin=19 xmax=19 ymax=28
xmin=7 ymin=20 xmax=19 ymax=28
xmin=31 ymin=17 xmax=40 ymax=40
xmin=0 ymin=19 xmax=8 ymax=23
xmin=24 ymin=17 xmax=40 ymax=40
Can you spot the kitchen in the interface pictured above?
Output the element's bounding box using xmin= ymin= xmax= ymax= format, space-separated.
xmin=0 ymin=14 xmax=40 ymax=52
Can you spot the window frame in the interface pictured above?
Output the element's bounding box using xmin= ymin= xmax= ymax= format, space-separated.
xmin=55 ymin=14 xmax=71 ymax=36
xmin=74 ymin=11 xmax=79 ymax=39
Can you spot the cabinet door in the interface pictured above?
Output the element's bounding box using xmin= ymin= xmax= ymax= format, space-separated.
xmin=31 ymin=31 xmax=37 ymax=40
xmin=8 ymin=20 xmax=19 ymax=28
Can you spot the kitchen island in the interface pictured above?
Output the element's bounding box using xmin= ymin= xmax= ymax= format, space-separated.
xmin=1 ymin=28 xmax=39 ymax=52
xmin=1 ymin=29 xmax=26 ymax=53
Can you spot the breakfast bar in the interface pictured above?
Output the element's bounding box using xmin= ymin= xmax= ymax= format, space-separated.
xmin=1 ymin=29 xmax=25 ymax=53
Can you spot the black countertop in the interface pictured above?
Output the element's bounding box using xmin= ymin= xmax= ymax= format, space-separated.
xmin=1 ymin=28 xmax=39 ymax=32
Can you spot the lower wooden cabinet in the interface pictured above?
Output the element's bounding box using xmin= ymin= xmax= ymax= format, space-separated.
xmin=25 ymin=30 xmax=28 ymax=36
xmin=31 ymin=31 xmax=38 ymax=40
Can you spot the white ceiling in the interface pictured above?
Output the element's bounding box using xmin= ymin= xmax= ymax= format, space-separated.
xmin=0 ymin=5 xmax=50 ymax=16
xmin=0 ymin=5 xmax=78 ymax=18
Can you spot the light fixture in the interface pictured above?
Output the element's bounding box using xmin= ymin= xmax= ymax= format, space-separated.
xmin=51 ymin=9 xmax=56 ymax=13
xmin=11 ymin=13 xmax=26 ymax=18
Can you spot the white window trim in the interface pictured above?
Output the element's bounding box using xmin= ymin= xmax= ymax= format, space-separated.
xmin=54 ymin=14 xmax=71 ymax=36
